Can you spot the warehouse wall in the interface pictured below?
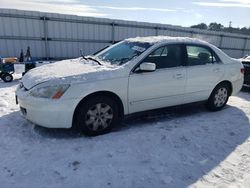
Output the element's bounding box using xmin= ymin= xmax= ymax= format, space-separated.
xmin=0 ymin=8 xmax=250 ymax=60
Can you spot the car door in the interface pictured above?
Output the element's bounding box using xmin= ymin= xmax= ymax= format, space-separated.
xmin=184 ymin=44 xmax=224 ymax=103
xmin=128 ymin=44 xmax=187 ymax=113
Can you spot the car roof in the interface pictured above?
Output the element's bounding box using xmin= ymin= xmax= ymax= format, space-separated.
xmin=125 ymin=36 xmax=209 ymax=46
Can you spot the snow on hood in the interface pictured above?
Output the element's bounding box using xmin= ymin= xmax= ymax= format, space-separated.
xmin=22 ymin=58 xmax=124 ymax=90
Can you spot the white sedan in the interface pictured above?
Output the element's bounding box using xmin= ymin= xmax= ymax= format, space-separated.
xmin=16 ymin=36 xmax=244 ymax=136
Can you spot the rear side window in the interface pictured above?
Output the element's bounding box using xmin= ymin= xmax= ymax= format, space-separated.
xmin=143 ymin=44 xmax=182 ymax=69
xmin=186 ymin=46 xmax=213 ymax=66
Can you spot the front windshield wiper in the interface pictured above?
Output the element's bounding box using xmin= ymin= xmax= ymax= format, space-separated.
xmin=86 ymin=56 xmax=102 ymax=65
xmin=80 ymin=49 xmax=88 ymax=61
xmin=81 ymin=56 xmax=88 ymax=61
xmin=80 ymin=49 xmax=102 ymax=65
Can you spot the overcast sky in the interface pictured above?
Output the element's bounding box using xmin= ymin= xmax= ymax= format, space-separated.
xmin=0 ymin=0 xmax=249 ymax=27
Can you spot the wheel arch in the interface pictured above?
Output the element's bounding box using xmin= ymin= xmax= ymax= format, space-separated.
xmin=72 ymin=90 xmax=125 ymax=127
xmin=211 ymin=80 xmax=233 ymax=97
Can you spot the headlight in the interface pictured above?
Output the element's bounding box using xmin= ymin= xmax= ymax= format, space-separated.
xmin=29 ymin=84 xmax=70 ymax=99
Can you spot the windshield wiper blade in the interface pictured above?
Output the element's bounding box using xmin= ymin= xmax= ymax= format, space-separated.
xmin=80 ymin=49 xmax=88 ymax=60
xmin=81 ymin=56 xmax=88 ymax=60
xmin=86 ymin=57 xmax=102 ymax=65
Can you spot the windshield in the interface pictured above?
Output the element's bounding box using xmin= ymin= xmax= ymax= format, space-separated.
xmin=95 ymin=41 xmax=152 ymax=65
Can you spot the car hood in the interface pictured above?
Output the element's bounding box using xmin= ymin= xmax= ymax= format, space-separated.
xmin=21 ymin=58 xmax=127 ymax=90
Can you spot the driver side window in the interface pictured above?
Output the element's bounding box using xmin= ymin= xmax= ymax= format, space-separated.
xmin=143 ymin=44 xmax=182 ymax=69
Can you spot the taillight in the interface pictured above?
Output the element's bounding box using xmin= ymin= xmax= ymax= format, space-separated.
xmin=241 ymin=68 xmax=245 ymax=74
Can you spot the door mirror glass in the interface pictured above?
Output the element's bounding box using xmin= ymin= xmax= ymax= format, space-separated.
xmin=139 ymin=62 xmax=156 ymax=72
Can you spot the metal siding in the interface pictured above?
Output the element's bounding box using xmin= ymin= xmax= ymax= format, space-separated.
xmin=0 ymin=39 xmax=9 ymax=57
xmin=48 ymin=41 xmax=109 ymax=58
xmin=114 ymin=26 xmax=155 ymax=41
xmin=221 ymin=36 xmax=245 ymax=49
xmin=0 ymin=9 xmax=250 ymax=59
xmin=158 ymin=29 xmax=192 ymax=37
xmin=244 ymin=50 xmax=250 ymax=55
xmin=223 ymin=49 xmax=243 ymax=58
xmin=0 ymin=39 xmax=45 ymax=58
xmin=245 ymin=39 xmax=250 ymax=49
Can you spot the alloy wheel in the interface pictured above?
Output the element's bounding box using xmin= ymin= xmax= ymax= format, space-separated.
xmin=85 ymin=103 xmax=114 ymax=131
xmin=214 ymin=87 xmax=228 ymax=107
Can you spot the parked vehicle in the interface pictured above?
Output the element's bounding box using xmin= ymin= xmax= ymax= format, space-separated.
xmin=240 ymin=55 xmax=250 ymax=85
xmin=0 ymin=57 xmax=15 ymax=82
xmin=16 ymin=36 xmax=244 ymax=136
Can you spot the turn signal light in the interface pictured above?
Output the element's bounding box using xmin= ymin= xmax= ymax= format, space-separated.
xmin=52 ymin=90 xmax=64 ymax=99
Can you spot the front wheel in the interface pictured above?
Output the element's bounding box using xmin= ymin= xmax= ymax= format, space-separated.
xmin=206 ymin=83 xmax=230 ymax=111
xmin=2 ymin=73 xmax=13 ymax=82
xmin=74 ymin=96 xmax=120 ymax=136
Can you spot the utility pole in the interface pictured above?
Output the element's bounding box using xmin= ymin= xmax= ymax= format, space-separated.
xmin=229 ymin=21 xmax=232 ymax=33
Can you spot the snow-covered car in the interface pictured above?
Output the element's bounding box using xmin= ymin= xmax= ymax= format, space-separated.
xmin=240 ymin=55 xmax=250 ymax=85
xmin=16 ymin=36 xmax=244 ymax=135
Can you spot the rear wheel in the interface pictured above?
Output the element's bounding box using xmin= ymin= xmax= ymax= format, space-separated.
xmin=74 ymin=96 xmax=120 ymax=136
xmin=207 ymin=83 xmax=230 ymax=111
xmin=2 ymin=73 xmax=13 ymax=82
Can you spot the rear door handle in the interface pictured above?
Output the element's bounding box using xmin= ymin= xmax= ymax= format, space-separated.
xmin=174 ymin=73 xmax=184 ymax=79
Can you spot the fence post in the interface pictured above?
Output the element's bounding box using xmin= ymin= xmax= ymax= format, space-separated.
xmin=219 ymin=35 xmax=224 ymax=48
xmin=111 ymin=22 xmax=115 ymax=44
xmin=242 ymin=38 xmax=248 ymax=57
xmin=155 ymin=27 xmax=159 ymax=36
xmin=190 ymin=31 xmax=194 ymax=38
xmin=42 ymin=16 xmax=49 ymax=60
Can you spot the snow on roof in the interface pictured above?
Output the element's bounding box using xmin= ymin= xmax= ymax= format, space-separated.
xmin=126 ymin=36 xmax=234 ymax=63
xmin=125 ymin=36 xmax=209 ymax=45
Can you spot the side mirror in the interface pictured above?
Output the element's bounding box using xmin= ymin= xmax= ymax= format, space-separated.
xmin=139 ymin=62 xmax=156 ymax=72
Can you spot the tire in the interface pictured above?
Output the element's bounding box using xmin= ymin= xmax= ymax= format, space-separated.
xmin=2 ymin=73 xmax=13 ymax=82
xmin=206 ymin=83 xmax=230 ymax=111
xmin=74 ymin=96 xmax=120 ymax=136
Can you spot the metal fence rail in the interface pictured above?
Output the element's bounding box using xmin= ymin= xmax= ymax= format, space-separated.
xmin=0 ymin=8 xmax=250 ymax=59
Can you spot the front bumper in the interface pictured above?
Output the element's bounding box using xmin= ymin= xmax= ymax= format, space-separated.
xmin=16 ymin=88 xmax=79 ymax=129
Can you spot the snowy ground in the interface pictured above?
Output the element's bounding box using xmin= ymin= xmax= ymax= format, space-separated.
xmin=0 ymin=75 xmax=250 ymax=188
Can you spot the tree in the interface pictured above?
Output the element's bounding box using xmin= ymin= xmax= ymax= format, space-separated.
xmin=208 ymin=22 xmax=224 ymax=31
xmin=190 ymin=22 xmax=250 ymax=36
xmin=190 ymin=23 xmax=208 ymax=30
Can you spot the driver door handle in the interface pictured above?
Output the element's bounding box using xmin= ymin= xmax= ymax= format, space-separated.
xmin=213 ymin=68 xmax=220 ymax=73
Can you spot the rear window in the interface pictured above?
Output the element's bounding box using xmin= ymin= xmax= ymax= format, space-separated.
xmin=186 ymin=45 xmax=220 ymax=65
